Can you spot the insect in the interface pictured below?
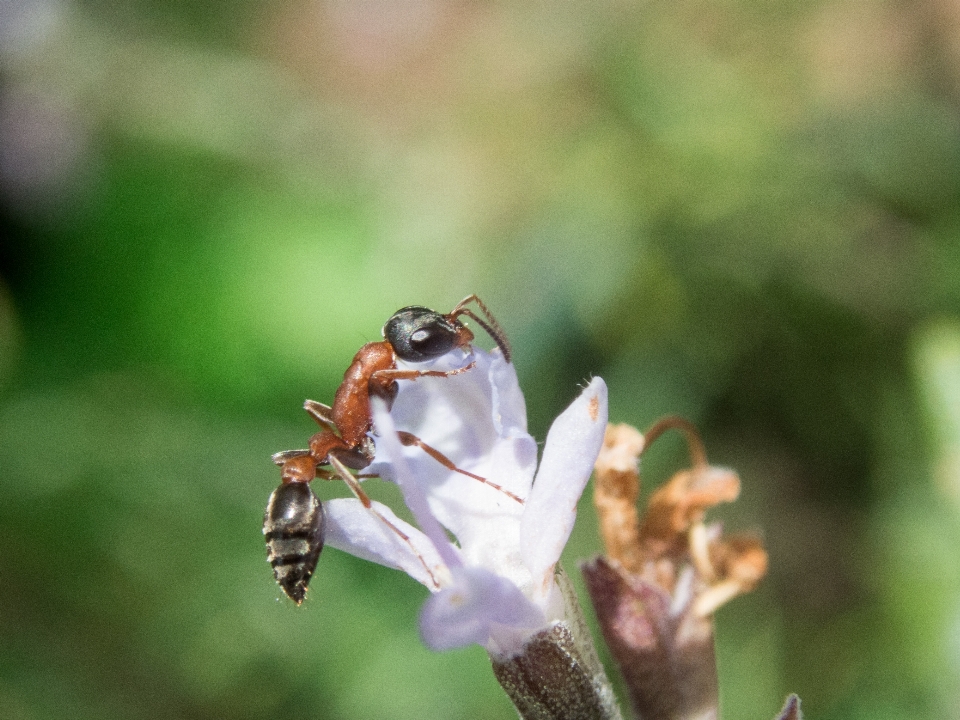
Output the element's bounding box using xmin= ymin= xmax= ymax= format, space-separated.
xmin=264 ymin=294 xmax=518 ymax=604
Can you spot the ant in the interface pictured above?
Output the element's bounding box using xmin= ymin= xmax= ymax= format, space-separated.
xmin=264 ymin=295 xmax=520 ymax=604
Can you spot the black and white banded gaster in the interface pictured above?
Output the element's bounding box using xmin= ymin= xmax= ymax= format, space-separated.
xmin=263 ymin=481 xmax=326 ymax=605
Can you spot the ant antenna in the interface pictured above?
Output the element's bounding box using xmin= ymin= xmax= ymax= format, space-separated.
xmin=450 ymin=294 xmax=512 ymax=363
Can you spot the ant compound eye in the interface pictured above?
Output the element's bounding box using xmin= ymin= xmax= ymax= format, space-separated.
xmin=383 ymin=306 xmax=460 ymax=361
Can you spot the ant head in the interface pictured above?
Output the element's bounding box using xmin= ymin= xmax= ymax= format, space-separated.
xmin=383 ymin=306 xmax=474 ymax=362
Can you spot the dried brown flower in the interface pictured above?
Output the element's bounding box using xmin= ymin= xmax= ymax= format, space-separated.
xmin=582 ymin=418 xmax=770 ymax=720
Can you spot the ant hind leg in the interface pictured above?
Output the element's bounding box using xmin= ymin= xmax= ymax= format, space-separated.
xmin=327 ymin=453 xmax=441 ymax=589
xmin=304 ymin=400 xmax=337 ymax=432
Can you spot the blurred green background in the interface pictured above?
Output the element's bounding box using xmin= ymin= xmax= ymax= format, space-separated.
xmin=3 ymin=0 xmax=960 ymax=718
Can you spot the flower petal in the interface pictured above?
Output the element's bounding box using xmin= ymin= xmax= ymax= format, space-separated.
xmin=367 ymin=398 xmax=462 ymax=572
xmin=521 ymin=378 xmax=608 ymax=604
xmin=323 ymin=498 xmax=453 ymax=589
xmin=419 ymin=566 xmax=544 ymax=651
xmin=487 ymin=347 xmax=529 ymax=437
xmin=369 ymin=349 xmax=537 ymax=576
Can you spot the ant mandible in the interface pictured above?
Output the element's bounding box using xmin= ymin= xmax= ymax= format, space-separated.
xmin=264 ymin=294 xmax=520 ymax=604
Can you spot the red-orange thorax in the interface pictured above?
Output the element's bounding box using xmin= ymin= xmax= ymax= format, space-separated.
xmin=332 ymin=341 xmax=397 ymax=446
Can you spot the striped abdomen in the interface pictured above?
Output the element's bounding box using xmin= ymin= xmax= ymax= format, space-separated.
xmin=263 ymin=482 xmax=326 ymax=605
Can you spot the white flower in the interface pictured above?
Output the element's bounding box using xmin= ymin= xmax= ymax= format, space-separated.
xmin=321 ymin=347 xmax=608 ymax=657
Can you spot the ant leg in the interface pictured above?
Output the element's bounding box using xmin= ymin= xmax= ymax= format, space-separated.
xmin=315 ymin=468 xmax=378 ymax=481
xmin=325 ymin=454 xmax=374 ymax=508
xmin=272 ymin=451 xmax=359 ymax=483
xmin=371 ymin=361 xmax=476 ymax=383
xmin=304 ymin=400 xmax=337 ymax=432
xmin=451 ymin=294 xmax=512 ymax=362
xmin=272 ymin=449 xmax=311 ymax=466
xmin=394 ymin=430 xmax=524 ymax=505
xmin=327 ymin=453 xmax=441 ymax=589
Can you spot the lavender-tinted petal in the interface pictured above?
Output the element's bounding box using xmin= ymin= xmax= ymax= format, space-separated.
xmin=369 ymin=349 xmax=535 ymax=566
xmin=369 ymin=398 xmax=462 ymax=571
xmin=323 ymin=498 xmax=453 ymax=589
xmin=521 ymin=378 xmax=608 ymax=602
xmin=419 ymin=566 xmax=544 ymax=651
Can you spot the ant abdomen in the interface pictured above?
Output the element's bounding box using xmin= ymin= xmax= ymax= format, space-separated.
xmin=263 ymin=481 xmax=326 ymax=605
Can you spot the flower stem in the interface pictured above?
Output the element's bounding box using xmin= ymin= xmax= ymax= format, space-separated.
xmin=490 ymin=569 xmax=623 ymax=720
xmin=491 ymin=623 xmax=622 ymax=720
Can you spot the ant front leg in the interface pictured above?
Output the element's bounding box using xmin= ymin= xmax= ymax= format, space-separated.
xmin=327 ymin=453 xmax=441 ymax=589
xmin=371 ymin=361 xmax=477 ymax=384
xmin=394 ymin=431 xmax=524 ymax=505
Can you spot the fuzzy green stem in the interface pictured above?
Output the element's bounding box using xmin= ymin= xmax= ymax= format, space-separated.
xmin=489 ymin=569 xmax=622 ymax=720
